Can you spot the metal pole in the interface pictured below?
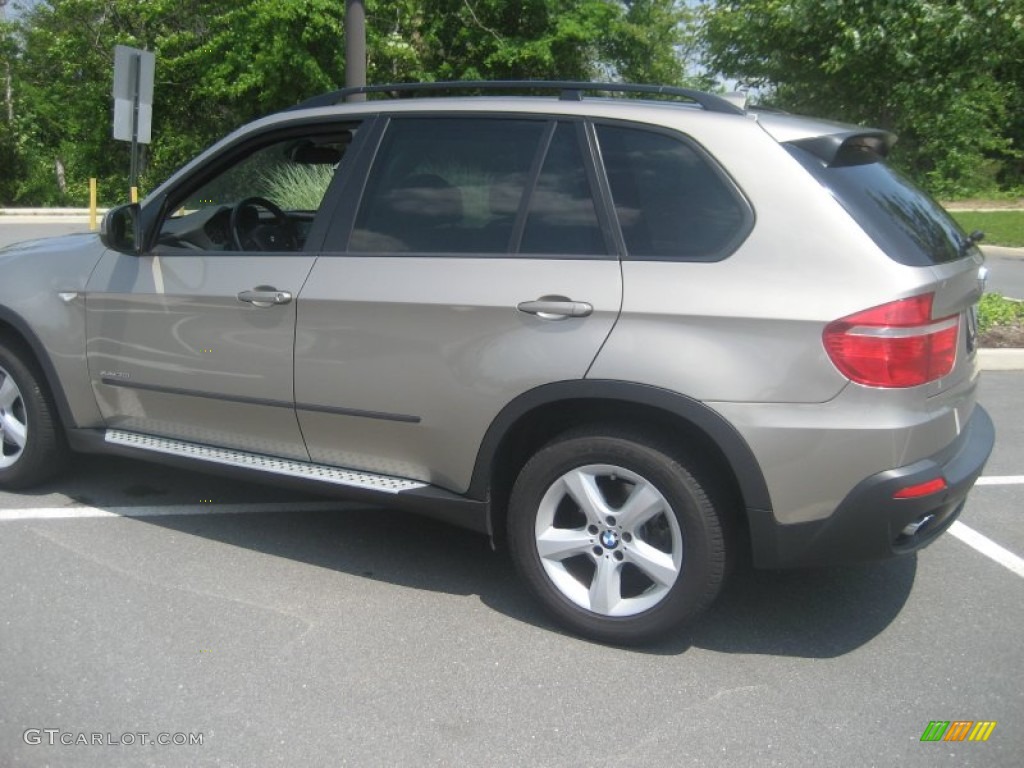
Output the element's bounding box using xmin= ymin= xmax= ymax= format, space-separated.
xmin=129 ymin=52 xmax=140 ymax=202
xmin=344 ymin=0 xmax=366 ymax=102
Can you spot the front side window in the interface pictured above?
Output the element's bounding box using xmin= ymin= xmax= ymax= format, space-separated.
xmin=596 ymin=124 xmax=751 ymax=261
xmin=157 ymin=127 xmax=357 ymax=252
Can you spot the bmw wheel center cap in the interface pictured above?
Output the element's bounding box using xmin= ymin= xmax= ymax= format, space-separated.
xmin=600 ymin=530 xmax=620 ymax=549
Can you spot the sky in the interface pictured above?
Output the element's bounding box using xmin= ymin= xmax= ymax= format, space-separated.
xmin=2 ymin=1 xmax=35 ymax=20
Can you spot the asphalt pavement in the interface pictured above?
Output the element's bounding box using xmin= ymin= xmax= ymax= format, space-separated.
xmin=0 ymin=384 xmax=1021 ymax=767
xmin=984 ymin=246 xmax=1024 ymax=300
xmin=0 ymin=217 xmax=92 ymax=247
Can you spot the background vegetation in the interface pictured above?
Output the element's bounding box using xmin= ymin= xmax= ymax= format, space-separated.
xmin=700 ymin=0 xmax=1024 ymax=199
xmin=0 ymin=0 xmax=1021 ymax=206
xmin=948 ymin=212 xmax=1024 ymax=248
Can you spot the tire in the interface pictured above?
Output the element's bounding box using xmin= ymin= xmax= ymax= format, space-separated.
xmin=508 ymin=429 xmax=728 ymax=645
xmin=0 ymin=340 xmax=68 ymax=489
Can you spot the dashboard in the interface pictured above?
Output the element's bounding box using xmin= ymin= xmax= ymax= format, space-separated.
xmin=157 ymin=205 xmax=315 ymax=251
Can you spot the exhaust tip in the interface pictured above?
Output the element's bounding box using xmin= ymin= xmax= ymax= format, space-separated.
xmin=901 ymin=514 xmax=936 ymax=538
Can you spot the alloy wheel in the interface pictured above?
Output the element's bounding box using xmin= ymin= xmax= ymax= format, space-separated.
xmin=534 ymin=464 xmax=684 ymax=617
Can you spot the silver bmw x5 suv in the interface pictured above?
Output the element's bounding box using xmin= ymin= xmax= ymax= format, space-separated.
xmin=0 ymin=82 xmax=994 ymax=644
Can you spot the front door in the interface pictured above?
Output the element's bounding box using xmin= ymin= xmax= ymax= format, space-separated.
xmin=86 ymin=125 xmax=359 ymax=459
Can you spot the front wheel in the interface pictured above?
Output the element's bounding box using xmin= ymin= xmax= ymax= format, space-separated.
xmin=508 ymin=430 xmax=729 ymax=645
xmin=0 ymin=341 xmax=67 ymax=489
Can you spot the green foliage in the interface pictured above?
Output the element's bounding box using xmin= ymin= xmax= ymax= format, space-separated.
xmin=699 ymin=0 xmax=1024 ymax=197
xmin=2 ymin=0 xmax=348 ymax=205
xmin=363 ymin=1 xmax=699 ymax=84
xmin=978 ymin=293 xmax=1024 ymax=333
xmin=948 ymin=211 xmax=1024 ymax=248
xmin=1 ymin=1 xmax=700 ymax=207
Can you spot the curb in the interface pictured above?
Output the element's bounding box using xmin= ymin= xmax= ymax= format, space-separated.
xmin=0 ymin=216 xmax=93 ymax=224
xmin=981 ymin=245 xmax=1024 ymax=259
xmin=978 ymin=349 xmax=1024 ymax=371
xmin=0 ymin=208 xmax=107 ymax=216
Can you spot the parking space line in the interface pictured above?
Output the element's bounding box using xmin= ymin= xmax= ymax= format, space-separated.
xmin=0 ymin=501 xmax=360 ymax=521
xmin=949 ymin=521 xmax=1024 ymax=579
xmin=975 ymin=475 xmax=1024 ymax=485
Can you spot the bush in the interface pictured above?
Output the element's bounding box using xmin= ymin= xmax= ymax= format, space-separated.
xmin=978 ymin=293 xmax=1024 ymax=333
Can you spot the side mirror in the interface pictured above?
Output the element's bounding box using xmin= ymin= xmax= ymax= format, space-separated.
xmin=100 ymin=203 xmax=143 ymax=255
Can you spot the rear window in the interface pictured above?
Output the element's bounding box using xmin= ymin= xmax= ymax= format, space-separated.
xmin=786 ymin=145 xmax=972 ymax=267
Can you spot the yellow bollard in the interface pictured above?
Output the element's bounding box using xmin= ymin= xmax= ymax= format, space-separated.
xmin=89 ymin=178 xmax=98 ymax=231
xmin=131 ymin=186 xmax=138 ymax=204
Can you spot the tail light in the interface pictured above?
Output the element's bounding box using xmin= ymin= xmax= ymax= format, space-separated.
xmin=893 ymin=477 xmax=948 ymax=499
xmin=823 ymin=294 xmax=958 ymax=388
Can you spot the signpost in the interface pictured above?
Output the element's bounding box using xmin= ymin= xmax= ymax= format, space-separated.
xmin=112 ymin=45 xmax=155 ymax=202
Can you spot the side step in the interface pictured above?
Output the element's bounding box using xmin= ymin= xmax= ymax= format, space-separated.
xmin=104 ymin=429 xmax=427 ymax=494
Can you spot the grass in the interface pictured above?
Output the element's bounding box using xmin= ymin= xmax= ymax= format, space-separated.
xmin=947 ymin=211 xmax=1024 ymax=247
xmin=258 ymin=165 xmax=334 ymax=211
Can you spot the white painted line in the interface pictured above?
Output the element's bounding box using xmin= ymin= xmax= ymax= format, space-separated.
xmin=975 ymin=475 xmax=1024 ymax=485
xmin=949 ymin=521 xmax=1024 ymax=579
xmin=0 ymin=501 xmax=361 ymax=522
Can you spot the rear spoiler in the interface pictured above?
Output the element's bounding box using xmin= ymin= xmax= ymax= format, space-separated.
xmin=787 ymin=130 xmax=897 ymax=168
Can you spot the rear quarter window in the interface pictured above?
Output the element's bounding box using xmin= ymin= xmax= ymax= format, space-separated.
xmin=786 ymin=145 xmax=972 ymax=267
xmin=595 ymin=124 xmax=752 ymax=261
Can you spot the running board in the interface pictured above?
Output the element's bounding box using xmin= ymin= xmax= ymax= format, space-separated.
xmin=104 ymin=429 xmax=427 ymax=494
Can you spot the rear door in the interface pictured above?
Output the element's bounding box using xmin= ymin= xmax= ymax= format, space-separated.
xmin=294 ymin=116 xmax=622 ymax=491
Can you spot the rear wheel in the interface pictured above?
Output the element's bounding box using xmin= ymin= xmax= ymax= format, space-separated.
xmin=0 ymin=342 xmax=67 ymax=489
xmin=508 ymin=430 xmax=728 ymax=645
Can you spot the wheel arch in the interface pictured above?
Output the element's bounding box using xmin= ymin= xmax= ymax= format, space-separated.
xmin=0 ymin=306 xmax=75 ymax=430
xmin=470 ymin=380 xmax=772 ymax=542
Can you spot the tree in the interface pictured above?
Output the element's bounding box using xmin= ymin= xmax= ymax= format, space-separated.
xmin=0 ymin=5 xmax=18 ymax=203
xmin=4 ymin=0 xmax=350 ymax=204
xmin=3 ymin=1 xmax=701 ymax=205
xmin=361 ymin=1 xmax=701 ymax=84
xmin=700 ymin=0 xmax=1024 ymax=196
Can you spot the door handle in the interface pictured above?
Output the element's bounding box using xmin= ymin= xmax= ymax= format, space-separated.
xmin=237 ymin=287 xmax=293 ymax=308
xmin=517 ymin=297 xmax=593 ymax=320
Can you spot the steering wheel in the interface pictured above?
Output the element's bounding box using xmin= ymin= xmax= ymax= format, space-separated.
xmin=229 ymin=196 xmax=297 ymax=251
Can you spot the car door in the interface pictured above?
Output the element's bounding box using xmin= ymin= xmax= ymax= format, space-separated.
xmin=85 ymin=124 xmax=359 ymax=460
xmin=294 ymin=116 xmax=623 ymax=491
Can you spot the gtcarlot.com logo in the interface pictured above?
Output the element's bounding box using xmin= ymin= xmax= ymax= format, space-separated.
xmin=920 ymin=721 xmax=997 ymax=742
xmin=23 ymin=729 xmax=204 ymax=747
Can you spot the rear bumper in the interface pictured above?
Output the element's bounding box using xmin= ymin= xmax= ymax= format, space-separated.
xmin=749 ymin=404 xmax=994 ymax=568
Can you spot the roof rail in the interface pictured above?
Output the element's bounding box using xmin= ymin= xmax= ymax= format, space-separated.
xmin=288 ymin=81 xmax=747 ymax=116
